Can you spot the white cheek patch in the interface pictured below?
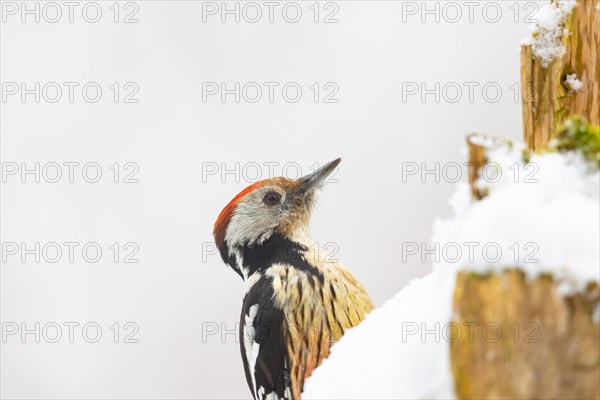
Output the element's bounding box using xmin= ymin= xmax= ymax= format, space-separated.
xmin=225 ymin=195 xmax=279 ymax=248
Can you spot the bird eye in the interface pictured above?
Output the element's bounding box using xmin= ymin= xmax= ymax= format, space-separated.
xmin=262 ymin=192 xmax=281 ymax=206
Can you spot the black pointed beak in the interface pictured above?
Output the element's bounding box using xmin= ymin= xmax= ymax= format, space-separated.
xmin=297 ymin=158 xmax=341 ymax=194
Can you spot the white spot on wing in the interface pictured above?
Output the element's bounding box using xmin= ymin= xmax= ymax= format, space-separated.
xmin=257 ymin=386 xmax=278 ymax=400
xmin=265 ymin=390 xmax=277 ymax=399
xmin=251 ymin=342 xmax=261 ymax=399
xmin=243 ymin=305 xmax=259 ymax=396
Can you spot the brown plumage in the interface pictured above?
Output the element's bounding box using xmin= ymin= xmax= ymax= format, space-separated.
xmin=271 ymin=262 xmax=373 ymax=398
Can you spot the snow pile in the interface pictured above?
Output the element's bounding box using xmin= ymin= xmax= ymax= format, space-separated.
xmin=303 ymin=269 xmax=456 ymax=399
xmin=303 ymin=143 xmax=599 ymax=399
xmin=565 ymin=73 xmax=583 ymax=91
xmin=438 ymin=144 xmax=599 ymax=292
xmin=522 ymin=0 xmax=577 ymax=67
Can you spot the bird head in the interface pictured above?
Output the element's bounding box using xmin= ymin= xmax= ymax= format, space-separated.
xmin=213 ymin=158 xmax=341 ymax=268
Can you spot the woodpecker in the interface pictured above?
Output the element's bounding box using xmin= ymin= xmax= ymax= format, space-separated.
xmin=213 ymin=158 xmax=374 ymax=400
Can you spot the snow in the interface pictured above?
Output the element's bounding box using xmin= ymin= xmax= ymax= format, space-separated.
xmin=523 ymin=1 xmax=577 ymax=67
xmin=436 ymin=144 xmax=599 ymax=293
xmin=303 ymin=142 xmax=599 ymax=399
xmin=303 ymin=269 xmax=456 ymax=399
xmin=565 ymin=73 xmax=583 ymax=91
xmin=468 ymin=132 xmax=498 ymax=147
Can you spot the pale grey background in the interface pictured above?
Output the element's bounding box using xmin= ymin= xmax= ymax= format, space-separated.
xmin=1 ymin=1 xmax=536 ymax=398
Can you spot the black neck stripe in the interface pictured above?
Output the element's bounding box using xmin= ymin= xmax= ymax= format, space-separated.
xmin=225 ymin=233 xmax=324 ymax=283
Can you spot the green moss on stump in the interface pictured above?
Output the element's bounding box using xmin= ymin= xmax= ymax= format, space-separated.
xmin=551 ymin=116 xmax=600 ymax=166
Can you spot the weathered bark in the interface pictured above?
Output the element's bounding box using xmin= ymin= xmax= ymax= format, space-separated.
xmin=466 ymin=134 xmax=487 ymax=200
xmin=521 ymin=0 xmax=600 ymax=150
xmin=451 ymin=270 xmax=600 ymax=400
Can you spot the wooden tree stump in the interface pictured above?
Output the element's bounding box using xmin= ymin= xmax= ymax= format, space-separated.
xmin=466 ymin=134 xmax=513 ymax=200
xmin=466 ymin=134 xmax=488 ymax=200
xmin=451 ymin=270 xmax=600 ymax=399
xmin=521 ymin=0 xmax=600 ymax=150
xmin=450 ymin=1 xmax=600 ymax=398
